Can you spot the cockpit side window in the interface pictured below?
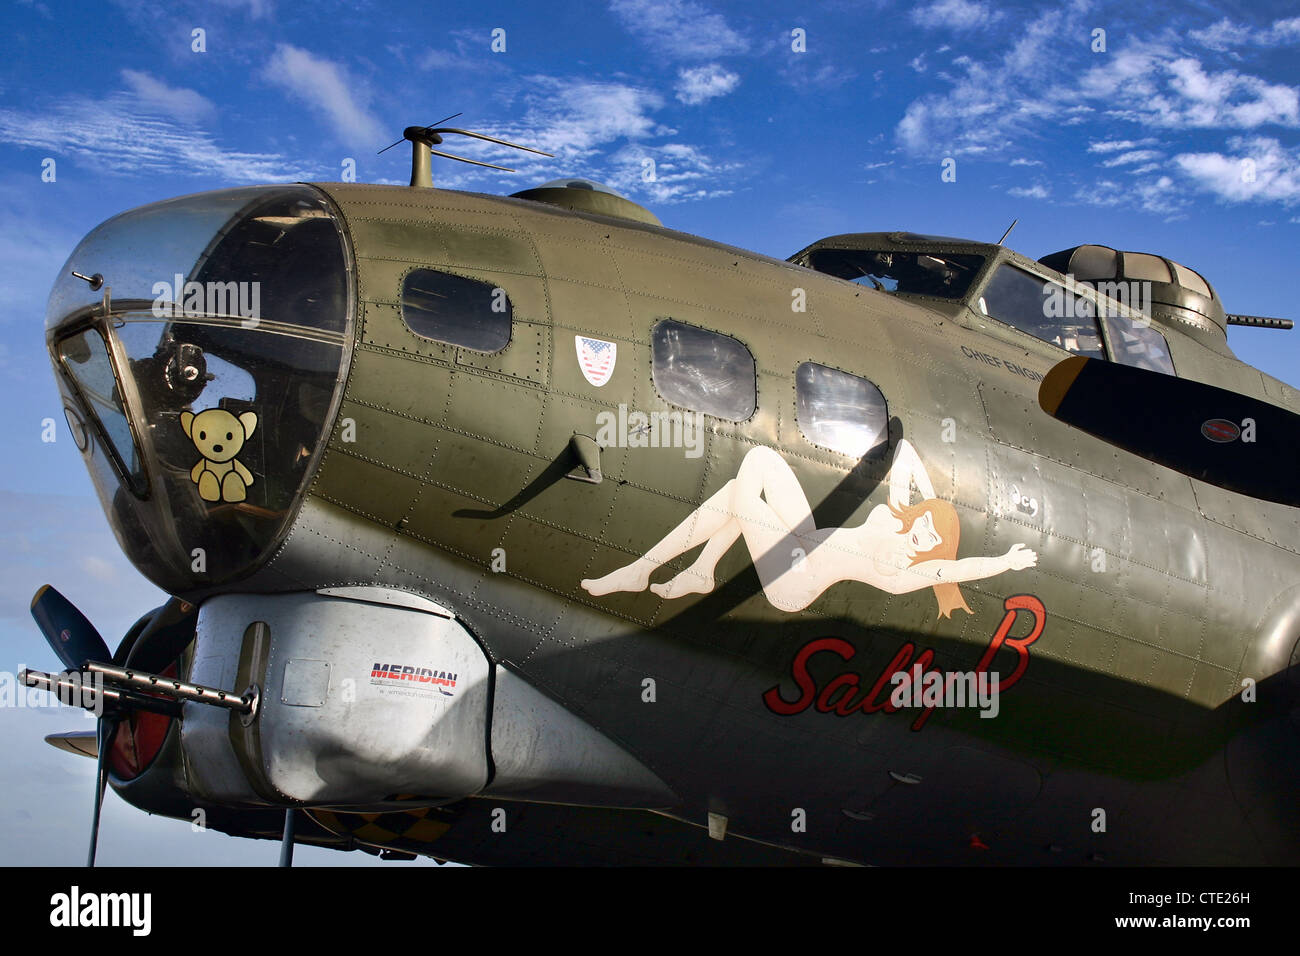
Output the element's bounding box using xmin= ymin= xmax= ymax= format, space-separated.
xmin=1101 ymin=311 xmax=1175 ymax=374
xmin=979 ymin=264 xmax=1106 ymax=359
xmin=803 ymin=249 xmax=985 ymax=299
xmin=979 ymin=264 xmax=1176 ymax=373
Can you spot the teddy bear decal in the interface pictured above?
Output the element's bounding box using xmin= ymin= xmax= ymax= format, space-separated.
xmin=181 ymin=408 xmax=258 ymax=503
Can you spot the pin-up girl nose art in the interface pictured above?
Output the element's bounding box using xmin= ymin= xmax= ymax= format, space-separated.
xmin=581 ymin=439 xmax=1038 ymax=619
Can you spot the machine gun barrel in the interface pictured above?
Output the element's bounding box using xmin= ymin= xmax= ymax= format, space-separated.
xmin=1226 ymin=313 xmax=1293 ymax=330
xmin=20 ymin=663 xmax=256 ymax=717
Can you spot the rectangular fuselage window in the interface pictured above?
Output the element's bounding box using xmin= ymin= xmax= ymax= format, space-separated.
xmin=401 ymin=269 xmax=511 ymax=353
xmin=796 ymin=362 xmax=889 ymax=458
xmin=651 ymin=319 xmax=757 ymax=421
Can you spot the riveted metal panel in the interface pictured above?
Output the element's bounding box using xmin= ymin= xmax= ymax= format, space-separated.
xmin=1192 ymin=478 xmax=1300 ymax=555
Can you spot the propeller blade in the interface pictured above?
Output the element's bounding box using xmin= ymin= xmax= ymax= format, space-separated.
xmin=45 ymin=730 xmax=99 ymax=759
xmin=1039 ymin=355 xmax=1300 ymax=507
xmin=87 ymin=715 xmax=114 ymax=867
xmin=31 ymin=585 xmax=112 ymax=670
xmin=279 ymin=809 xmax=296 ymax=867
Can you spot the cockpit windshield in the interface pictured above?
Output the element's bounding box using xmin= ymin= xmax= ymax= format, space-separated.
xmin=802 ymin=249 xmax=985 ymax=299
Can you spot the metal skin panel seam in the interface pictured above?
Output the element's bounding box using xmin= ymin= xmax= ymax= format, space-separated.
xmin=340 ymin=390 xmax=541 ymax=456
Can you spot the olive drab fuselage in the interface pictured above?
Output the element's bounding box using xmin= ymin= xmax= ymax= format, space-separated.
xmin=45 ymin=180 xmax=1300 ymax=865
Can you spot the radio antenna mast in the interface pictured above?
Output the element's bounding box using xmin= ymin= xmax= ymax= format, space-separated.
xmin=379 ymin=117 xmax=554 ymax=188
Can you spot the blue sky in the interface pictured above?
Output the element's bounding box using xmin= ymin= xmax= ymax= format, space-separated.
xmin=2 ymin=0 xmax=1299 ymax=864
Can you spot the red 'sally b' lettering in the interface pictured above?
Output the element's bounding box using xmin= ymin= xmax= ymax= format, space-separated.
xmin=762 ymin=595 xmax=1047 ymax=730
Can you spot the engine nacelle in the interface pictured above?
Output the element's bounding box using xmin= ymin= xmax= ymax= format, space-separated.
xmin=181 ymin=588 xmax=491 ymax=808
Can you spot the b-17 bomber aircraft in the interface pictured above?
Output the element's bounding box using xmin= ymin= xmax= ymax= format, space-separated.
xmin=24 ymin=124 xmax=1300 ymax=866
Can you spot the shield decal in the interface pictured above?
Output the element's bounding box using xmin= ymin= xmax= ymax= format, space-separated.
xmin=575 ymin=335 xmax=617 ymax=387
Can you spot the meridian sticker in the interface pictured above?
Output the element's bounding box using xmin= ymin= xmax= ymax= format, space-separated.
xmin=370 ymin=662 xmax=458 ymax=697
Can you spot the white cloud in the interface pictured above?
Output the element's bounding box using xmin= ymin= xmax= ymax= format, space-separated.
xmin=1087 ymin=138 xmax=1158 ymax=153
xmin=1075 ymin=174 xmax=1186 ymax=217
xmin=0 ymin=91 xmax=316 ymax=182
xmin=262 ymin=44 xmax=385 ymax=147
xmin=894 ymin=12 xmax=1300 ymax=219
xmin=1131 ymin=175 xmax=1184 ymax=216
xmin=781 ymin=59 xmax=857 ymax=90
xmin=213 ymin=0 xmax=273 ymax=17
xmin=1077 ymin=48 xmax=1300 ymax=129
xmin=411 ymin=28 xmax=494 ymax=73
xmin=417 ymin=49 xmax=488 ymax=73
xmin=1189 ymin=18 xmax=1253 ymax=52
xmin=79 ymin=555 xmax=117 ymax=582
xmin=910 ymin=0 xmax=999 ymax=31
xmin=446 ymin=76 xmax=742 ymax=205
xmin=502 ymin=77 xmax=667 ymax=159
xmin=608 ymin=0 xmax=748 ymax=59
xmin=1101 ymin=149 xmax=1163 ymax=167
xmin=361 ymin=73 xmax=738 ymax=204
xmin=606 ymin=142 xmax=740 ymax=204
xmin=1272 ymin=18 xmax=1300 ymax=44
xmin=1174 ymin=136 xmax=1300 ymax=204
xmin=1190 ymin=16 xmax=1300 ymax=52
xmin=120 ymin=70 xmax=214 ymax=123
xmin=1007 ymin=184 xmax=1048 ymax=199
xmin=1010 ymin=157 xmax=1044 ymax=166
xmin=675 ymin=64 xmax=740 ymax=105
xmin=895 ymin=5 xmax=1078 ymax=157
xmin=1083 ymin=157 xmax=1292 ymax=216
